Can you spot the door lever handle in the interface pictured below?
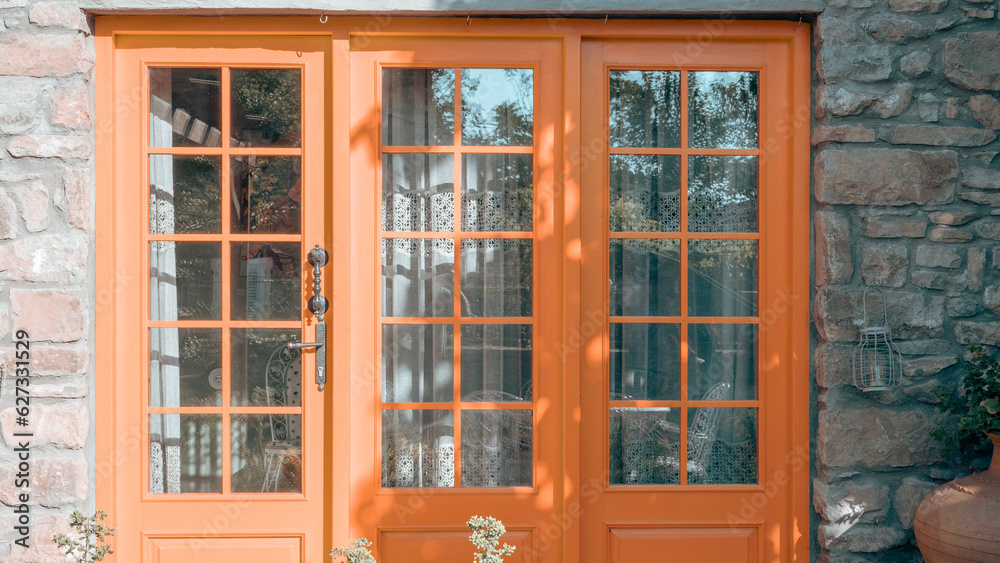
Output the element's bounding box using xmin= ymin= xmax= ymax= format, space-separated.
xmin=291 ymin=245 xmax=329 ymax=390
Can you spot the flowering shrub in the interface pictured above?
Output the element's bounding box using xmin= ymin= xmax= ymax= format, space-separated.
xmin=329 ymin=515 xmax=515 ymax=563
xmin=329 ymin=538 xmax=377 ymax=563
xmin=467 ymin=515 xmax=516 ymax=563
xmin=52 ymin=510 xmax=116 ymax=563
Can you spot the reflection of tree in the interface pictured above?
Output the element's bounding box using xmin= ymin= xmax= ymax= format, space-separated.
xmin=689 ymin=240 xmax=757 ymax=316
xmin=688 ymin=156 xmax=757 ymax=233
xmin=688 ymin=72 xmax=758 ymax=149
xmin=608 ymin=154 xmax=680 ymax=233
xmin=610 ymin=195 xmax=657 ymax=233
xmin=231 ymin=69 xmax=301 ymax=146
xmin=463 ymin=154 xmax=533 ymax=232
xmin=431 ymin=69 xmax=456 ymax=140
xmin=171 ymin=242 xmax=220 ymax=319
xmin=382 ymin=68 xmax=455 ymax=145
xmin=606 ymin=73 xmax=760 ymax=471
xmin=234 ymin=156 xmax=301 ymax=234
xmin=461 ymin=69 xmax=533 ymax=146
xmin=608 ymin=71 xmax=759 ymax=234
xmin=610 ymin=71 xmax=681 ymax=148
xmin=160 ymin=156 xmax=221 ymax=233
xmin=230 ymin=404 xmax=273 ymax=491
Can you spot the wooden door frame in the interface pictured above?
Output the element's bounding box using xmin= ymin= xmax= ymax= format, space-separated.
xmin=95 ymin=17 xmax=810 ymax=562
xmin=578 ymin=35 xmax=810 ymax=563
xmin=347 ymin=34 xmax=564 ymax=562
xmin=95 ymin=30 xmax=332 ymax=562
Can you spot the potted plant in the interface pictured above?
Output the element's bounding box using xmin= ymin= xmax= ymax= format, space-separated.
xmin=915 ymin=343 xmax=1000 ymax=562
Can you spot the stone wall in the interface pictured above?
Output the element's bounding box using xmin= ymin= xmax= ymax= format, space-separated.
xmin=0 ymin=2 xmax=94 ymax=561
xmin=812 ymin=0 xmax=1000 ymax=560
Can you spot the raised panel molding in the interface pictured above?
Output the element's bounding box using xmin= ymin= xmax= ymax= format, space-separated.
xmin=146 ymin=536 xmax=302 ymax=562
xmin=608 ymin=526 xmax=758 ymax=563
xmin=380 ymin=529 xmax=534 ymax=563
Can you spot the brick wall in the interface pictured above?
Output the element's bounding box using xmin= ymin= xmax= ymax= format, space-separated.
xmin=812 ymin=0 xmax=1000 ymax=560
xmin=0 ymin=2 xmax=93 ymax=561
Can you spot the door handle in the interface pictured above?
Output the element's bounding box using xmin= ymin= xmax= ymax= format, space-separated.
xmin=287 ymin=245 xmax=329 ymax=390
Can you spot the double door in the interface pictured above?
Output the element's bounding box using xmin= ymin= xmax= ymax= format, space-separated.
xmin=101 ymin=19 xmax=809 ymax=563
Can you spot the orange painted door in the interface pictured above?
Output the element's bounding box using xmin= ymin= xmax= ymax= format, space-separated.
xmin=578 ymin=37 xmax=809 ymax=562
xmin=347 ymin=35 xmax=564 ymax=563
xmin=99 ymin=20 xmax=809 ymax=563
xmin=110 ymin=35 xmax=329 ymax=562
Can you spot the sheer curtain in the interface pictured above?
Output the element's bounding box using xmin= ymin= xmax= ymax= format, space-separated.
xmin=382 ymin=151 xmax=456 ymax=487
xmin=148 ymin=95 xmax=182 ymax=494
xmin=380 ymin=69 xmax=534 ymax=487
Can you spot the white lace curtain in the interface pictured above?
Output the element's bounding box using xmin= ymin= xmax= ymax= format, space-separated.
xmin=380 ymin=114 xmax=531 ymax=488
xmin=148 ymin=96 xmax=182 ymax=494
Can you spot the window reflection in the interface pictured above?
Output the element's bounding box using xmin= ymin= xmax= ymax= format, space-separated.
xmin=383 ymin=68 xmax=455 ymax=146
xmin=230 ymin=68 xmax=301 ymax=147
xmin=230 ymin=156 xmax=302 ymax=234
xmin=609 ymin=70 xmax=681 ymax=148
xmin=149 ymin=68 xmax=222 ymax=148
xmin=688 ymin=71 xmax=759 ymax=149
xmin=462 ymin=68 xmax=533 ymax=146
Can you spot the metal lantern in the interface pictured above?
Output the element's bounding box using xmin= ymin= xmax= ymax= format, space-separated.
xmin=851 ymin=285 xmax=903 ymax=392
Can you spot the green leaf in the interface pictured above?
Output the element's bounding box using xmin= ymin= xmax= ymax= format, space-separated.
xmin=983 ymin=397 xmax=1000 ymax=415
xmin=933 ymin=342 xmax=1000 ymax=458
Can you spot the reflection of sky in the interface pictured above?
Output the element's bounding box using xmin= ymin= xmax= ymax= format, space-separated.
xmin=689 ymin=71 xmax=751 ymax=93
xmin=463 ymin=68 xmax=533 ymax=115
xmin=462 ymin=68 xmax=533 ymax=143
xmin=688 ymin=71 xmax=758 ymax=150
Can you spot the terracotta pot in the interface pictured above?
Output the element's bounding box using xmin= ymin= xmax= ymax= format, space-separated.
xmin=915 ymin=433 xmax=1000 ymax=562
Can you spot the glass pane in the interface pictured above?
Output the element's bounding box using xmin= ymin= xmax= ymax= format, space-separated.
xmin=382 ymin=324 xmax=454 ymax=403
xmin=688 ymin=239 xmax=757 ymax=317
xmin=382 ymin=154 xmax=454 ymax=232
xmin=149 ymin=155 xmax=221 ymax=234
xmin=610 ymin=239 xmax=680 ymax=317
xmin=461 ymin=68 xmax=534 ymax=146
xmin=383 ymin=68 xmax=455 ymax=146
xmin=462 ymin=409 xmax=532 ymax=487
xmin=687 ymin=408 xmax=757 ymax=484
xmin=609 ymin=70 xmax=681 ymax=148
xmin=609 ymin=155 xmax=680 ymax=232
xmin=149 ymin=241 xmax=222 ymax=321
xmin=688 ymin=71 xmax=759 ymax=149
xmin=461 ymin=324 xmax=532 ymax=402
xmin=231 ymin=329 xmax=302 ymax=407
xmin=382 ymin=238 xmax=455 ymax=317
xmin=609 ymin=323 xmax=680 ymax=401
xmin=382 ymin=409 xmax=455 ymax=488
xmin=231 ymin=414 xmax=303 ymax=493
xmin=230 ymin=242 xmax=301 ymax=321
xmin=460 ymin=239 xmax=532 ymax=317
xmin=149 ymin=328 xmax=222 ymax=407
xmin=609 ymin=407 xmax=680 ymax=485
xmin=688 ymin=156 xmax=758 ymax=233
xmin=231 ymin=156 xmax=302 ymax=234
xmin=461 ymin=154 xmax=533 ymax=232
xmin=688 ymin=324 xmax=757 ymax=401
xmin=149 ymin=414 xmax=222 ymax=493
xmin=149 ymin=67 xmax=222 ymax=148
xmin=230 ymin=68 xmax=301 ymax=147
